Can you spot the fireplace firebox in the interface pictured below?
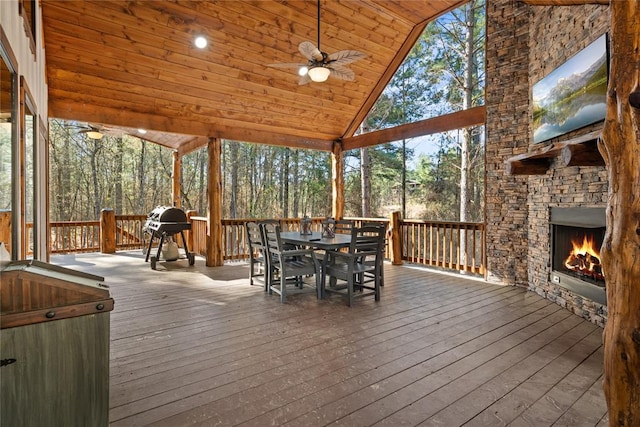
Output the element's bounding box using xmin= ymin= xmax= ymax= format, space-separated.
xmin=550 ymin=207 xmax=606 ymax=305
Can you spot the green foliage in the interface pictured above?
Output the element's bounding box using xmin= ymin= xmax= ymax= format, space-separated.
xmin=350 ymin=0 xmax=486 ymax=222
xmin=47 ymin=1 xmax=487 ymax=224
xmin=49 ymin=120 xmax=174 ymax=220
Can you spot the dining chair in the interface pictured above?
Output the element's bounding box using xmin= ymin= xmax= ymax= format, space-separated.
xmin=261 ymin=223 xmax=321 ymax=303
xmin=322 ymin=224 xmax=386 ymax=306
xmin=334 ymin=219 xmax=354 ymax=234
xmin=245 ymin=221 xmax=268 ymax=290
xmin=361 ymin=221 xmax=388 ymax=287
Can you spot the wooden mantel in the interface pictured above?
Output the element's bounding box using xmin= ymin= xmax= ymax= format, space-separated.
xmin=505 ymin=130 xmax=605 ymax=175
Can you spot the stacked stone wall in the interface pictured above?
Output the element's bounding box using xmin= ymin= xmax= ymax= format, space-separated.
xmin=486 ymin=1 xmax=609 ymax=326
xmin=526 ymin=4 xmax=609 ymax=327
xmin=485 ymin=0 xmax=531 ymax=286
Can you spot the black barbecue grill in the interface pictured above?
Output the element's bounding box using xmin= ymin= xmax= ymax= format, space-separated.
xmin=143 ymin=206 xmax=195 ymax=269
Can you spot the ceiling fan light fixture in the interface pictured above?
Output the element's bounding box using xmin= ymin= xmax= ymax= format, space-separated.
xmin=298 ymin=66 xmax=309 ymax=77
xmin=308 ymin=65 xmax=330 ymax=82
xmin=86 ymin=131 xmax=104 ymax=140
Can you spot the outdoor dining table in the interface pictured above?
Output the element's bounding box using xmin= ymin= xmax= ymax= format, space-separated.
xmin=279 ymin=231 xmax=352 ymax=298
xmin=279 ymin=231 xmax=352 ymax=251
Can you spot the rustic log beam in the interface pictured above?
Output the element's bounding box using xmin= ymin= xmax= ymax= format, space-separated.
xmin=389 ymin=211 xmax=403 ymax=265
xmin=600 ymin=1 xmax=640 ymax=425
xmin=505 ymin=130 xmax=603 ymax=174
xmin=99 ymin=208 xmax=116 ymax=254
xmin=521 ymin=0 xmax=608 ymax=5
xmin=505 ymin=159 xmax=551 ymax=175
xmin=206 ymin=138 xmax=224 ymax=267
xmin=342 ymin=107 xmax=486 ymax=151
xmin=561 ymin=140 xmax=606 ymax=166
xmin=331 ymin=141 xmax=345 ymax=220
xmin=171 ymin=151 xmax=181 ymax=208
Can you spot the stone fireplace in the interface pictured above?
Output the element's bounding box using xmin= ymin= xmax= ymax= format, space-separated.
xmin=550 ymin=207 xmax=606 ymax=305
xmin=485 ymin=1 xmax=610 ymax=327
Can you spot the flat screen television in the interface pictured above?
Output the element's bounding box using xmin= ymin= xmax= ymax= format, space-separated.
xmin=532 ymin=33 xmax=608 ymax=144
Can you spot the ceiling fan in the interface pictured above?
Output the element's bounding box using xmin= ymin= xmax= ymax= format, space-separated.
xmin=78 ymin=123 xmax=124 ymax=140
xmin=268 ymin=0 xmax=366 ymax=84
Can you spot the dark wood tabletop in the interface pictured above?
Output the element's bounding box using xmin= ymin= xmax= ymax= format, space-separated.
xmin=279 ymin=231 xmax=352 ymax=250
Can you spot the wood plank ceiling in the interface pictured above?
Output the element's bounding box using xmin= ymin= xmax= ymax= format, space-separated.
xmin=40 ymin=0 xmax=466 ymax=153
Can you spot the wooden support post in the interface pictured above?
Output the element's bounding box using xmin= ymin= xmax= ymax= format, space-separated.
xmin=206 ymin=138 xmax=223 ymax=267
xmin=99 ymin=209 xmax=116 ymax=254
xmin=185 ymin=210 xmax=197 ymax=251
xmin=331 ymin=141 xmax=344 ymax=220
xmin=601 ymin=1 xmax=640 ymax=424
xmin=172 ymin=151 xmax=181 ymax=208
xmin=389 ymin=211 xmax=403 ymax=265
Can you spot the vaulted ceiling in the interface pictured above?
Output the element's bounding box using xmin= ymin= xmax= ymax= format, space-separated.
xmin=40 ymin=0 xmax=467 ymax=153
xmin=40 ymin=1 xmax=607 ymax=154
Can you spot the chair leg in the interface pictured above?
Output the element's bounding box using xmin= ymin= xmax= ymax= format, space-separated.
xmin=249 ymin=260 xmax=256 ymax=286
xmin=316 ymin=272 xmax=322 ymax=299
xmin=279 ymin=274 xmax=287 ymax=303
xmin=347 ymin=277 xmax=354 ymax=307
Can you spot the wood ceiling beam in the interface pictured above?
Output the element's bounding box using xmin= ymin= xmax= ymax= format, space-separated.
xmin=341 ymin=0 xmax=469 ymax=139
xmin=520 ymin=0 xmax=609 ymax=5
xmin=48 ymin=98 xmax=334 ymax=152
xmin=341 ymin=106 xmax=486 ymax=151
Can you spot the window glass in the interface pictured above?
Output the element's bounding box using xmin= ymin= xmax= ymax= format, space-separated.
xmin=0 ymin=51 xmax=13 ymax=257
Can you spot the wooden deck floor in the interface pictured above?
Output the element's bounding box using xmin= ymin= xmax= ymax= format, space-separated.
xmin=52 ymin=252 xmax=608 ymax=427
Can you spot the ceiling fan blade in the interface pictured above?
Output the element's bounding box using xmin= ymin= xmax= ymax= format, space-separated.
xmin=327 ymin=50 xmax=366 ymax=66
xmin=329 ymin=65 xmax=355 ymax=81
xmin=267 ymin=62 xmax=306 ymax=69
xmin=299 ymin=41 xmax=322 ymax=61
xmin=298 ymin=74 xmax=312 ymax=85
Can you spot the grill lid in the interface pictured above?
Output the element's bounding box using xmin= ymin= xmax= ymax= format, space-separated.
xmin=147 ymin=206 xmax=188 ymax=223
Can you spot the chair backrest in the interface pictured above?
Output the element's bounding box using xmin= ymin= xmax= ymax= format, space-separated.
xmin=348 ymin=225 xmax=385 ymax=259
xmin=260 ymin=222 xmax=282 ymax=255
xmin=246 ymin=221 xmax=264 ymax=252
xmin=335 ymin=219 xmax=354 ymax=234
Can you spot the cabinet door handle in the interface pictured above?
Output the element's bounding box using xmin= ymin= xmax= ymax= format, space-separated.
xmin=1 ymin=358 xmax=17 ymax=367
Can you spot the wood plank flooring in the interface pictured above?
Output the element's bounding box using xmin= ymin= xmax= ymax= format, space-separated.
xmin=52 ymin=252 xmax=609 ymax=426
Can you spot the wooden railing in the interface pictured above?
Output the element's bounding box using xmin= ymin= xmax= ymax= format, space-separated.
xmin=8 ymin=210 xmax=485 ymax=276
xmin=50 ymin=220 xmax=100 ymax=254
xmin=400 ymin=219 xmax=485 ymax=275
xmin=115 ymin=215 xmax=147 ymax=250
xmin=49 ymin=214 xmax=147 ymax=254
xmin=190 ymin=216 xmax=483 ymax=276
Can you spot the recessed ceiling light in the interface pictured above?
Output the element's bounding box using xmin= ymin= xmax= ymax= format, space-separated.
xmin=194 ymin=36 xmax=207 ymax=49
xmin=137 ymin=129 xmax=147 ymax=134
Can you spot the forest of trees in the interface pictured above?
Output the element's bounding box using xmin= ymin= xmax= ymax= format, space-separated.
xmin=47 ymin=0 xmax=486 ymax=224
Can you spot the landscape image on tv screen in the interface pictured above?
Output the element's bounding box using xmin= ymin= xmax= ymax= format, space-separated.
xmin=532 ymin=34 xmax=608 ymax=144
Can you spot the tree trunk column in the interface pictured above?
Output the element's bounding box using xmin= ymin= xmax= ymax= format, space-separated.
xmin=331 ymin=141 xmax=344 ymax=220
xmin=206 ymin=138 xmax=223 ymax=267
xmin=172 ymin=151 xmax=181 ymax=208
xmin=389 ymin=211 xmax=403 ymax=265
xmin=601 ymin=1 xmax=640 ymax=425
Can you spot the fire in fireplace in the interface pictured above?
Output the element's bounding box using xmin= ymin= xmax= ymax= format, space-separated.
xmin=550 ymin=207 xmax=606 ymax=305
xmin=557 ymin=227 xmax=605 ymax=285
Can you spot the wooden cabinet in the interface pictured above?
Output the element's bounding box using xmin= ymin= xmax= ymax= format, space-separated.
xmin=0 ymin=260 xmax=113 ymax=426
